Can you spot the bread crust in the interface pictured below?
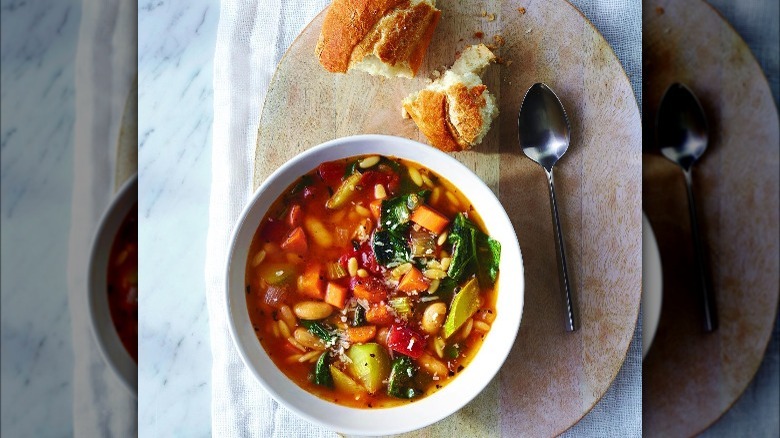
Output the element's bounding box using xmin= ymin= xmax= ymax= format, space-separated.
xmin=316 ymin=0 xmax=440 ymax=76
xmin=403 ymin=90 xmax=462 ymax=152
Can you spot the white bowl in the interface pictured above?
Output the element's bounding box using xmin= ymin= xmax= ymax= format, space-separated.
xmin=642 ymin=213 xmax=663 ymax=359
xmin=87 ymin=174 xmax=138 ymax=395
xmin=226 ymin=134 xmax=524 ymax=435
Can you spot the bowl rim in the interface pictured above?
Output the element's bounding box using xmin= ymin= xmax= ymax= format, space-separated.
xmin=226 ymin=134 xmax=524 ymax=435
xmin=87 ymin=173 xmax=138 ymax=396
xmin=642 ymin=212 xmax=663 ymax=359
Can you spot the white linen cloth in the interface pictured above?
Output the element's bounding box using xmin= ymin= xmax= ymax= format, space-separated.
xmin=67 ymin=0 xmax=137 ymax=435
xmin=206 ymin=1 xmax=641 ymax=436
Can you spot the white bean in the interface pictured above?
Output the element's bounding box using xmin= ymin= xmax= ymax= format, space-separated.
xmin=419 ymin=352 xmax=448 ymax=376
xmin=293 ymin=301 xmax=334 ymax=320
xmin=421 ymin=302 xmax=447 ymax=334
xmin=359 ymin=155 xmax=380 ymax=169
xmin=409 ymin=167 xmax=423 ymax=186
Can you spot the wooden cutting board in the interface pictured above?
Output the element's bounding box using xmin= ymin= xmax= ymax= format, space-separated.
xmin=643 ymin=0 xmax=780 ymax=436
xmin=255 ymin=1 xmax=642 ymax=436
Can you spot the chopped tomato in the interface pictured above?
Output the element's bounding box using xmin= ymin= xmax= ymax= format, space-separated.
xmin=386 ymin=324 xmax=426 ymax=359
xmin=360 ymin=170 xmax=400 ymax=195
xmin=287 ymin=204 xmax=302 ymax=227
xmin=339 ymin=240 xmax=382 ymax=274
xmin=318 ymin=161 xmax=346 ymax=186
xmin=259 ymin=218 xmax=288 ymax=243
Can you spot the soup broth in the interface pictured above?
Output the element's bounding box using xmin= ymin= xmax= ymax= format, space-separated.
xmin=245 ymin=155 xmax=500 ymax=408
xmin=107 ymin=204 xmax=138 ymax=362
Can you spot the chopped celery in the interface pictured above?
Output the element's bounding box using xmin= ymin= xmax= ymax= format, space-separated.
xmin=313 ymin=352 xmax=333 ymax=387
xmin=346 ymin=343 xmax=391 ymax=394
xmin=443 ymin=278 xmax=480 ymax=338
xmin=388 ymin=297 xmax=412 ymax=317
xmin=325 ymin=262 xmax=347 ymax=280
xmin=326 ymin=172 xmax=362 ymax=209
xmin=387 ymin=355 xmax=420 ymax=399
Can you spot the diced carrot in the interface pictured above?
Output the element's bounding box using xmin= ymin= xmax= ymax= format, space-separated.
xmin=369 ymin=199 xmax=383 ymax=219
xmin=280 ymin=226 xmax=308 ymax=255
xmin=345 ymin=325 xmax=377 ymax=343
xmin=297 ymin=262 xmax=324 ymax=299
xmin=397 ymin=266 xmax=429 ymax=293
xmin=352 ymin=282 xmax=386 ymax=304
xmin=366 ymin=304 xmax=394 ymax=325
xmin=287 ymin=204 xmax=302 ymax=227
xmin=410 ymin=205 xmax=450 ymax=235
xmin=324 ymin=282 xmax=348 ymax=309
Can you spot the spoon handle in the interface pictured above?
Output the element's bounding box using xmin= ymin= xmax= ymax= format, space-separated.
xmin=683 ymin=168 xmax=718 ymax=332
xmin=545 ymin=168 xmax=577 ymax=332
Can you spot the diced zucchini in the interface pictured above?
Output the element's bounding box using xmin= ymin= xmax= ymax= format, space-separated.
xmin=346 ymin=343 xmax=391 ymax=394
xmin=257 ymin=263 xmax=299 ymax=285
xmin=330 ymin=365 xmax=365 ymax=394
xmin=443 ymin=278 xmax=480 ymax=338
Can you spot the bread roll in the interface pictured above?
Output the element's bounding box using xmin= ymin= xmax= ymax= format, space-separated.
xmin=402 ymin=44 xmax=499 ymax=151
xmin=316 ymin=0 xmax=441 ymax=78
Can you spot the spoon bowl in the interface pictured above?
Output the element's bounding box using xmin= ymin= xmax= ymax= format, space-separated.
xmin=518 ymin=83 xmax=571 ymax=171
xmin=657 ymin=83 xmax=709 ymax=170
xmin=518 ymin=83 xmax=578 ymax=332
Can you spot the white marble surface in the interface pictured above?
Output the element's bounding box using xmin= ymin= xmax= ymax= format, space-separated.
xmin=1 ymin=0 xmax=81 ymax=434
xmin=137 ymin=0 xmax=218 ymax=436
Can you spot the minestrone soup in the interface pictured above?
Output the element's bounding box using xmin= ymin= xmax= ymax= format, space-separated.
xmin=107 ymin=204 xmax=138 ymax=362
xmin=246 ymin=155 xmax=500 ymax=408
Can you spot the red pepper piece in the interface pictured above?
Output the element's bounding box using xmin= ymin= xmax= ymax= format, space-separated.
xmin=386 ymin=324 xmax=427 ymax=359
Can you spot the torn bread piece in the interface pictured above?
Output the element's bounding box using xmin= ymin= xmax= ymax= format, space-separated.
xmin=402 ymin=44 xmax=499 ymax=151
xmin=316 ymin=0 xmax=441 ymax=78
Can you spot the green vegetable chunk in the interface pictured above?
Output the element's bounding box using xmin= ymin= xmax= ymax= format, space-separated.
xmin=352 ymin=305 xmax=366 ymax=327
xmin=346 ymin=343 xmax=391 ymax=394
xmin=379 ymin=191 xmax=429 ymax=233
xmin=443 ymin=278 xmax=480 ymax=338
xmin=387 ymin=355 xmax=420 ymax=399
xmin=258 ymin=263 xmax=299 ymax=285
xmin=447 ymin=214 xmax=501 ymax=287
xmin=372 ymin=229 xmax=411 ymax=267
xmin=330 ymin=365 xmax=365 ymax=394
xmin=326 ymin=172 xmax=362 ymax=209
xmin=300 ymin=320 xmax=338 ymax=345
xmin=313 ymin=352 xmax=333 ymax=388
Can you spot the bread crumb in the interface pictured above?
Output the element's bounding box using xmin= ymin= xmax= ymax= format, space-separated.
xmin=431 ymin=69 xmax=441 ymax=78
xmin=655 ymin=6 xmax=664 ymax=15
xmin=487 ymin=13 xmax=496 ymax=21
xmin=493 ymin=35 xmax=505 ymax=47
xmin=525 ymin=28 xmax=532 ymax=34
xmin=481 ymin=9 xmax=487 ymax=17
xmin=505 ymin=60 xmax=513 ymax=66
xmin=473 ymin=31 xmax=484 ymax=39
xmin=495 ymin=56 xmax=504 ymax=64
xmin=518 ymin=7 xmax=526 ymax=14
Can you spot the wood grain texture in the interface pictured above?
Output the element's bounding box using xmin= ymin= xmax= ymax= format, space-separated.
xmin=255 ymin=1 xmax=641 ymax=436
xmin=643 ymin=0 xmax=780 ymax=436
